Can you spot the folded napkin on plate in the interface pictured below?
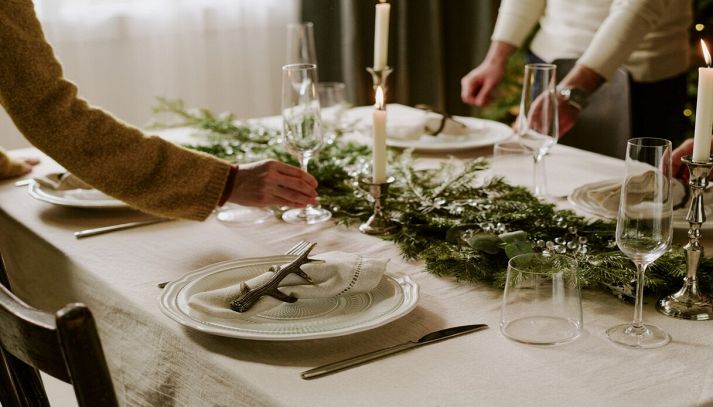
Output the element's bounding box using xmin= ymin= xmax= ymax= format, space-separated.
xmin=424 ymin=116 xmax=473 ymax=137
xmin=586 ymin=171 xmax=667 ymax=213
xmin=187 ymin=251 xmax=388 ymax=318
xmin=34 ymin=172 xmax=93 ymax=191
xmin=384 ymin=105 xmax=428 ymax=140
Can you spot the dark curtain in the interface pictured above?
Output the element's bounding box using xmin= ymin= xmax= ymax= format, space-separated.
xmin=301 ymin=0 xmax=498 ymax=115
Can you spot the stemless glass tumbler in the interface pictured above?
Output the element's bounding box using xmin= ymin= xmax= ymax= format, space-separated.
xmin=607 ymin=137 xmax=673 ymax=348
xmin=280 ymin=63 xmax=331 ymax=224
xmin=500 ymin=253 xmax=582 ymax=346
xmin=516 ymin=63 xmax=558 ymax=198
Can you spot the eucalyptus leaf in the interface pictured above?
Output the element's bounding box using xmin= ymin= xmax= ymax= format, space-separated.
xmin=467 ymin=233 xmax=503 ymax=255
xmin=504 ymin=241 xmax=534 ymax=259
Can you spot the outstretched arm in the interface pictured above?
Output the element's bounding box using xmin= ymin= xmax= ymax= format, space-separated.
xmin=461 ymin=0 xmax=545 ymax=107
xmin=0 ymin=1 xmax=319 ymax=219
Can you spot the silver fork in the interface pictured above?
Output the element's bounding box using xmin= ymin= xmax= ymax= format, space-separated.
xmin=157 ymin=240 xmax=312 ymax=289
xmin=285 ymin=240 xmax=311 ymax=256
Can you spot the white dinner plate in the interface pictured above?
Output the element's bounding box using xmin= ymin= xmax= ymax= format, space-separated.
xmin=568 ymin=178 xmax=710 ymax=230
xmin=385 ymin=116 xmax=512 ymax=152
xmin=159 ymin=255 xmax=419 ymax=341
xmin=27 ymin=181 xmax=128 ymax=209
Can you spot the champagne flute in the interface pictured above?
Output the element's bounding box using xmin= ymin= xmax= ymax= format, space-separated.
xmin=607 ymin=137 xmax=673 ymax=348
xmin=281 ymin=63 xmax=331 ymax=224
xmin=286 ymin=22 xmax=317 ymax=65
xmin=318 ymin=82 xmax=347 ymax=144
xmin=516 ymin=63 xmax=558 ymax=198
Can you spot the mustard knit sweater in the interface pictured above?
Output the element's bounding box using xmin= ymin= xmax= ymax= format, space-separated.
xmin=0 ymin=0 xmax=232 ymax=221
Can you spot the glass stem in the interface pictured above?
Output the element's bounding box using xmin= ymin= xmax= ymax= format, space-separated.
xmin=632 ymin=262 xmax=648 ymax=330
xmin=299 ymin=152 xmax=313 ymax=216
xmin=533 ymin=153 xmax=547 ymax=197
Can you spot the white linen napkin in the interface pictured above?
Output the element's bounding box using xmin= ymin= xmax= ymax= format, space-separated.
xmin=384 ymin=105 xmax=428 ymax=140
xmin=34 ymin=172 xmax=92 ymax=190
xmin=586 ymin=171 xmax=682 ymax=214
xmin=33 ymin=172 xmax=113 ymax=201
xmin=187 ymin=251 xmax=388 ymax=318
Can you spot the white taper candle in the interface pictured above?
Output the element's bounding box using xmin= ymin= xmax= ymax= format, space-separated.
xmin=373 ymin=1 xmax=390 ymax=71
xmin=693 ymin=39 xmax=713 ymax=163
xmin=372 ymin=86 xmax=387 ymax=183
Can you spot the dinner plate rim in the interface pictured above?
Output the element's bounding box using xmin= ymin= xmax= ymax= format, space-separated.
xmin=385 ymin=116 xmax=513 ymax=152
xmin=27 ymin=181 xmax=128 ymax=209
xmin=159 ymin=255 xmax=419 ymax=341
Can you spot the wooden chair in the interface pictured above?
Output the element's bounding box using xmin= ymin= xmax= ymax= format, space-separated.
xmin=0 ymin=254 xmax=118 ymax=407
xmin=554 ymin=58 xmax=632 ymax=159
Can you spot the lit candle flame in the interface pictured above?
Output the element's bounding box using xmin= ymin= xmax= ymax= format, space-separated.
xmin=378 ymin=0 xmax=386 ymax=3
xmin=702 ymin=39 xmax=711 ymax=67
xmin=375 ymin=86 xmax=385 ymax=110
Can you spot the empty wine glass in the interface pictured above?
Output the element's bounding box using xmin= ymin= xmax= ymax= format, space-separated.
xmin=286 ymin=22 xmax=317 ymax=65
xmin=607 ymin=137 xmax=673 ymax=348
xmin=516 ymin=63 xmax=558 ymax=198
xmin=318 ymin=82 xmax=347 ymax=144
xmin=281 ymin=63 xmax=331 ymax=224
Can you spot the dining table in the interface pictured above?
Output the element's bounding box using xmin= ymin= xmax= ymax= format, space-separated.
xmin=1 ymin=108 xmax=712 ymax=407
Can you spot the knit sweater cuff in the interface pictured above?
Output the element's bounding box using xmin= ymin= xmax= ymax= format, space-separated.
xmin=190 ymin=159 xmax=233 ymax=221
xmin=218 ymin=164 xmax=238 ymax=207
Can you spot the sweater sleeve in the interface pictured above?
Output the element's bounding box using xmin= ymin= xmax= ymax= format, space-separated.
xmin=0 ymin=0 xmax=231 ymax=221
xmin=578 ymin=0 xmax=671 ymax=80
xmin=491 ymin=0 xmax=546 ymax=47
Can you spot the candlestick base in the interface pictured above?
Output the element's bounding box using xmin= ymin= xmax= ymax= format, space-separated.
xmin=656 ymin=155 xmax=713 ymax=320
xmin=359 ymin=176 xmax=400 ymax=236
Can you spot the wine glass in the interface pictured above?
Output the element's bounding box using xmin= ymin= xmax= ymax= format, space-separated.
xmin=286 ymin=22 xmax=317 ymax=65
xmin=516 ymin=63 xmax=558 ymax=198
xmin=607 ymin=137 xmax=673 ymax=348
xmin=281 ymin=63 xmax=331 ymax=224
xmin=317 ymin=82 xmax=347 ymax=144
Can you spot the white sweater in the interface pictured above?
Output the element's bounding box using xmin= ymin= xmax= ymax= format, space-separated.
xmin=492 ymin=0 xmax=692 ymax=82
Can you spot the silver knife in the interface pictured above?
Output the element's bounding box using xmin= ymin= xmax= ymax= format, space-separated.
xmin=301 ymin=324 xmax=488 ymax=380
xmin=74 ymin=218 xmax=171 ymax=239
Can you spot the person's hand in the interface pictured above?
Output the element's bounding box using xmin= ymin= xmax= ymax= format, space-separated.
xmin=228 ymin=160 xmax=318 ymax=208
xmin=0 ymin=157 xmax=39 ymax=180
xmin=460 ymin=41 xmax=516 ymax=107
xmin=461 ymin=62 xmax=505 ymax=107
xmin=556 ymin=64 xmax=604 ymax=138
xmin=557 ymin=102 xmax=580 ymax=137
xmin=672 ymin=138 xmax=694 ymax=180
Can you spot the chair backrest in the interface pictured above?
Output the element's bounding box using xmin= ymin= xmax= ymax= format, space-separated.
xmin=554 ymin=58 xmax=632 ymax=159
xmin=0 ymin=255 xmax=118 ymax=407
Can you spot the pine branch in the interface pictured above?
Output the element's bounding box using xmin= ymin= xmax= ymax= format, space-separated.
xmin=151 ymin=98 xmax=712 ymax=299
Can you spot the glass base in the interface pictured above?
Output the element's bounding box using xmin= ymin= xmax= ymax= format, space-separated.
xmin=606 ymin=323 xmax=670 ymax=349
xmin=500 ymin=316 xmax=582 ymax=346
xmin=217 ymin=204 xmax=272 ymax=224
xmin=656 ymin=293 xmax=713 ymax=321
xmin=282 ymin=206 xmax=332 ymax=225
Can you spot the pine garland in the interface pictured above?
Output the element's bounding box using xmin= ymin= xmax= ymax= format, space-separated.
xmin=151 ymin=98 xmax=712 ymax=300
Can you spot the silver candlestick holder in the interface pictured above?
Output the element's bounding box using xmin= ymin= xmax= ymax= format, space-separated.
xmin=359 ymin=176 xmax=399 ymax=236
xmin=656 ymin=155 xmax=713 ymax=320
xmin=366 ymin=66 xmax=393 ymax=91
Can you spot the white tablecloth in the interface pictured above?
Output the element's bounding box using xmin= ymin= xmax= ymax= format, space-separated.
xmin=2 ymin=134 xmax=712 ymax=407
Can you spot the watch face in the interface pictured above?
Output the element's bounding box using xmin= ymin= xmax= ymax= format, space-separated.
xmin=557 ymin=86 xmax=587 ymax=110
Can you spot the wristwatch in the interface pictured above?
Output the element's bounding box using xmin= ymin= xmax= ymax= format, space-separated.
xmin=556 ymin=85 xmax=589 ymax=111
